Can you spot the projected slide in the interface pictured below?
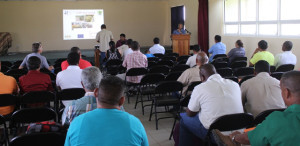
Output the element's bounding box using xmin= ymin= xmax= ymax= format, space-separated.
xmin=63 ymin=9 xmax=104 ymax=40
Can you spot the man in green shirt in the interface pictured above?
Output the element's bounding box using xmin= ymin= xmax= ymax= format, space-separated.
xmin=212 ymin=71 xmax=300 ymax=146
xmin=249 ymin=40 xmax=274 ymax=66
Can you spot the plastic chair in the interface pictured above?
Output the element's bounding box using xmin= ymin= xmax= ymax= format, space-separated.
xmin=147 ymin=61 xmax=157 ymax=68
xmin=271 ymin=72 xmax=284 ymax=80
xmin=177 ymin=55 xmax=191 ymax=63
xmin=147 ymin=57 xmax=159 ymax=62
xmin=171 ymin=64 xmax=190 ymax=72
xmin=20 ymin=91 xmax=55 ymax=109
xmin=125 ymin=68 xmax=148 ymax=103
xmin=153 ymin=53 xmax=164 ymax=58
xmin=57 ymin=88 xmax=85 ymax=111
xmin=213 ymin=54 xmax=227 ymax=60
xmin=0 ymin=115 xmax=8 ymax=146
xmin=1 ymin=61 xmax=12 ymax=67
xmin=161 ymin=56 xmax=177 ymax=62
xmin=234 ymin=67 xmax=254 ymax=77
xmin=225 ymin=76 xmax=239 ymax=83
xmin=148 ymin=65 xmax=170 ymax=75
xmin=0 ymin=65 xmax=10 ymax=73
xmin=9 ymin=132 xmax=66 ymax=146
xmin=105 ymin=59 xmax=122 ymax=75
xmin=250 ymin=108 xmax=286 ymax=127
xmin=156 ymin=60 xmax=174 ymax=67
xmin=230 ymin=61 xmax=247 ymax=70
xmin=270 ymin=66 xmax=276 ymax=73
xmin=275 ymin=64 xmax=295 ymax=72
xmin=231 ymin=56 xmax=247 ymax=63
xmin=217 ymin=68 xmax=233 ymax=77
xmin=166 ymin=53 xmax=179 ymax=58
xmin=165 ymin=71 xmax=183 ymax=81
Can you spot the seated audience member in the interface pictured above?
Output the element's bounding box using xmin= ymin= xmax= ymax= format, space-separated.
xmin=227 ymin=40 xmax=245 ymax=64
xmin=116 ymin=33 xmax=127 ymax=48
xmin=173 ymin=23 xmax=186 ymax=35
xmin=274 ymin=41 xmax=297 ymax=69
xmin=213 ymin=71 xmax=300 ymax=146
xmin=208 ymin=35 xmax=226 ymax=62
xmin=56 ymin=52 xmax=83 ymax=106
xmin=186 ymin=45 xmax=201 ymax=67
xmin=61 ymin=47 xmax=92 ymax=71
xmin=179 ymin=64 xmax=244 ymax=146
xmin=178 ymin=52 xmax=208 ymax=95
xmin=149 ymin=37 xmax=165 ymax=55
xmin=249 ymin=40 xmax=274 ymax=66
xmin=19 ymin=42 xmax=53 ymax=71
xmin=118 ymin=39 xmax=133 ymax=59
xmin=241 ymin=60 xmax=285 ymax=117
xmin=106 ymin=41 xmax=121 ymax=61
xmin=64 ymin=76 xmax=148 ymax=146
xmin=0 ymin=61 xmax=19 ymax=115
xmin=122 ymin=41 xmax=148 ymax=83
xmin=144 ymin=49 xmax=155 ymax=58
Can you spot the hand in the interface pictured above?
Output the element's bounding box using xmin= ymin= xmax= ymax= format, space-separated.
xmin=229 ymin=131 xmax=242 ymax=139
xmin=177 ymin=29 xmax=181 ymax=33
xmin=49 ymin=66 xmax=54 ymax=71
xmin=254 ymin=48 xmax=261 ymax=54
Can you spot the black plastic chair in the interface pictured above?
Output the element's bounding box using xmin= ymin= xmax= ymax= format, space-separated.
xmin=231 ymin=56 xmax=247 ymax=63
xmin=147 ymin=57 xmax=159 ymax=62
xmin=1 ymin=61 xmax=12 ymax=67
xmin=230 ymin=61 xmax=247 ymax=70
xmin=166 ymin=53 xmax=179 ymax=58
xmin=212 ymin=57 xmax=229 ymax=64
xmin=275 ymin=64 xmax=295 ymax=72
xmin=125 ymin=68 xmax=148 ymax=103
xmin=0 ymin=94 xmax=17 ymax=121
xmin=217 ymin=68 xmax=233 ymax=77
xmin=54 ymin=67 xmax=62 ymax=74
xmin=135 ymin=73 xmax=165 ymax=115
xmin=225 ymin=76 xmax=239 ymax=83
xmin=213 ymin=62 xmax=228 ymax=70
xmin=270 ymin=66 xmax=276 ymax=73
xmin=0 ymin=115 xmax=8 ymax=146
xmin=171 ymin=64 xmax=190 ymax=72
xmin=205 ymin=113 xmax=254 ymax=145
xmin=271 ymin=72 xmax=284 ymax=80
xmin=239 ymin=75 xmax=255 ymax=86
xmin=13 ymin=60 xmax=23 ymax=67
xmin=57 ymin=88 xmax=85 ymax=111
xmin=105 ymin=59 xmax=123 ymax=75
xmin=9 ymin=132 xmax=66 ymax=146
xmin=213 ymin=54 xmax=227 ymax=60
xmin=0 ymin=65 xmax=10 ymax=73
xmin=161 ymin=56 xmax=176 ymax=62
xmin=156 ymin=60 xmax=174 ymax=67
xmin=177 ymin=55 xmax=191 ymax=63
xmin=147 ymin=61 xmax=157 ymax=68
xmin=153 ymin=53 xmax=164 ymax=58
xmin=149 ymin=81 xmax=183 ymax=130
xmin=5 ymin=69 xmax=27 ymax=82
xmin=165 ymin=71 xmax=183 ymax=81
xmin=250 ymin=108 xmax=285 ymax=127
xmin=54 ymin=58 xmax=67 ymax=65
xmin=234 ymin=67 xmax=254 ymax=77
xmin=20 ymin=91 xmax=55 ymax=109
xmin=148 ymin=65 xmax=170 ymax=75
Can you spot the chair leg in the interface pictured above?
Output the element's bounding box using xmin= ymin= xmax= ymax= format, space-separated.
xmin=134 ymin=93 xmax=139 ymax=109
xmin=169 ymin=118 xmax=177 ymax=140
xmin=141 ymin=95 xmax=145 ymax=115
xmin=155 ymin=104 xmax=158 ymax=130
xmin=149 ymin=100 xmax=154 ymax=121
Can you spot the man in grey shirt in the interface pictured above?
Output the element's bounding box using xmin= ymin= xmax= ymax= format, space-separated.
xmin=19 ymin=42 xmax=53 ymax=71
xmin=227 ymin=40 xmax=245 ymax=64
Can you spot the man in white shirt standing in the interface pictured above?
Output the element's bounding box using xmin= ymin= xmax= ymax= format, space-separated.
xmin=149 ymin=37 xmax=165 ymax=54
xmin=96 ymin=24 xmax=114 ymax=66
xmin=56 ymin=52 xmax=83 ymax=106
xmin=186 ymin=45 xmax=201 ymax=67
xmin=274 ymin=41 xmax=297 ymax=69
xmin=179 ymin=64 xmax=244 ymax=146
xmin=241 ymin=60 xmax=286 ymax=117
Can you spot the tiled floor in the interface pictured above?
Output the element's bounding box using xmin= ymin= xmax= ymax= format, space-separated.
xmin=123 ymin=96 xmax=175 ymax=146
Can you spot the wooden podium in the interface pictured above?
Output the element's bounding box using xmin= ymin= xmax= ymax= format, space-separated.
xmin=171 ymin=34 xmax=190 ymax=56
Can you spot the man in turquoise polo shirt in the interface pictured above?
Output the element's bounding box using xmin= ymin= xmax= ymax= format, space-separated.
xmin=212 ymin=71 xmax=300 ymax=146
xmin=249 ymin=40 xmax=274 ymax=66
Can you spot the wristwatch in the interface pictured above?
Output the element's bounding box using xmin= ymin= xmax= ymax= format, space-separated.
xmin=231 ymin=135 xmax=237 ymax=142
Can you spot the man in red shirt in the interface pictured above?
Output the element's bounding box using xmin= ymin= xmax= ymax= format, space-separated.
xmin=116 ymin=33 xmax=127 ymax=48
xmin=61 ymin=47 xmax=92 ymax=71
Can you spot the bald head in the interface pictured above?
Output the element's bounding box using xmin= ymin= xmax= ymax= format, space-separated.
xmin=199 ymin=64 xmax=217 ymax=82
xmin=196 ymin=52 xmax=208 ymax=66
xmin=281 ymin=71 xmax=300 ymax=97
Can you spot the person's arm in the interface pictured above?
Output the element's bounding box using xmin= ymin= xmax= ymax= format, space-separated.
xmin=227 ymin=49 xmax=233 ymax=58
xmin=186 ymin=88 xmax=201 ymax=117
xmin=274 ymin=54 xmax=280 ymax=68
xmin=56 ymin=73 xmax=61 ymax=91
xmin=96 ymin=33 xmax=100 ymax=43
xmin=249 ymin=48 xmax=261 ymax=66
xmin=241 ymin=83 xmax=247 ymax=106
xmin=177 ymin=70 xmax=189 ymax=87
xmin=208 ymin=46 xmax=214 ymax=54
xmin=19 ymin=58 xmax=27 ymax=69
xmin=110 ymin=32 xmax=114 ymax=41
xmin=122 ymin=57 xmax=127 ymax=68
xmin=229 ymin=131 xmax=251 ymax=145
xmin=186 ymin=108 xmax=198 ymax=117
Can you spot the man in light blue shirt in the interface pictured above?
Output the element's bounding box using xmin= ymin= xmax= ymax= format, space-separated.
xmin=208 ymin=35 xmax=226 ymax=62
xmin=65 ymin=76 xmax=148 ymax=146
xmin=173 ymin=23 xmax=186 ymax=35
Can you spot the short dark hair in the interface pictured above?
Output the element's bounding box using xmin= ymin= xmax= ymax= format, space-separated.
xmin=215 ymin=35 xmax=221 ymax=42
xmin=258 ymin=40 xmax=268 ymax=50
xmin=283 ymin=41 xmax=293 ymax=51
xmin=32 ymin=42 xmax=41 ymax=53
xmin=98 ymin=76 xmax=125 ymax=105
xmin=254 ymin=60 xmax=270 ymax=73
xmin=27 ymin=56 xmax=41 ymax=70
xmin=236 ymin=40 xmax=244 ymax=48
xmin=67 ymin=52 xmax=80 ymax=65
xmin=109 ymin=41 xmax=116 ymax=53
xmin=281 ymin=71 xmax=300 ymax=96
xmin=101 ymin=24 xmax=106 ymax=29
xmin=131 ymin=41 xmax=140 ymax=51
xmin=126 ymin=39 xmax=133 ymax=46
xmin=153 ymin=37 xmax=160 ymax=44
xmin=193 ymin=45 xmax=201 ymax=52
xmin=200 ymin=64 xmax=217 ymax=77
xmin=70 ymin=47 xmax=80 ymax=54
xmin=120 ymin=33 xmax=126 ymax=38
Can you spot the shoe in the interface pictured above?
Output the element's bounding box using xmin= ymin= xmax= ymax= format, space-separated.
xmin=212 ymin=129 xmax=236 ymax=146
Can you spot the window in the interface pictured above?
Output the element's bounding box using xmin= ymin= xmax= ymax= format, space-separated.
xmin=224 ymin=0 xmax=300 ymax=37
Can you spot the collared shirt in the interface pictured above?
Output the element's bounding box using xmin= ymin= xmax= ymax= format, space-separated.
xmin=20 ymin=53 xmax=50 ymax=69
xmin=173 ymin=29 xmax=186 ymax=35
xmin=117 ymin=44 xmax=129 ymax=57
xmin=250 ymin=51 xmax=274 ymax=66
xmin=95 ymin=29 xmax=114 ymax=52
xmin=0 ymin=72 xmax=18 ymax=115
xmin=177 ymin=66 xmax=200 ymax=95
xmin=149 ymin=44 xmax=165 ymax=54
xmin=186 ymin=54 xmax=197 ymax=67
xmin=241 ymin=72 xmax=286 ymax=117
xmin=56 ymin=66 xmax=83 ymax=106
xmin=248 ymin=104 xmax=300 ymax=145
xmin=274 ymin=51 xmax=297 ymax=68
xmin=61 ymin=58 xmax=92 ymax=71
xmin=122 ymin=51 xmax=148 ymax=83
xmin=116 ymin=39 xmax=126 ymax=48
xmin=208 ymin=42 xmax=226 ymax=62
xmin=188 ymin=74 xmax=244 ymax=129
xmin=19 ymin=70 xmax=53 ymax=93
xmin=145 ymin=54 xmax=155 ymax=58
xmin=227 ymin=47 xmax=245 ymax=63
xmin=65 ymin=108 xmax=149 ymax=146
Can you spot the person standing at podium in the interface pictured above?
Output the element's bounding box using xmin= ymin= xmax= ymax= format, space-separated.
xmin=173 ymin=23 xmax=187 ymax=35
xmin=96 ymin=24 xmax=114 ymax=66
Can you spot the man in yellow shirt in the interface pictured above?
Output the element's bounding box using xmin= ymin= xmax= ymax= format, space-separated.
xmin=249 ymin=40 xmax=274 ymax=66
xmin=0 ymin=61 xmax=19 ymax=115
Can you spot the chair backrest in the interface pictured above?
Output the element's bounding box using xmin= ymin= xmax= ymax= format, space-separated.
xmin=275 ymin=64 xmax=295 ymax=72
xmin=177 ymin=55 xmax=191 ymax=62
xmin=166 ymin=52 xmax=179 ymax=58
xmin=239 ymin=75 xmax=255 ymax=86
xmin=153 ymin=53 xmax=164 ymax=58
xmin=54 ymin=58 xmax=67 ymax=65
xmin=251 ymin=108 xmax=286 ymax=126
xmin=11 ymin=107 xmax=57 ymax=124
xmin=155 ymin=81 xmax=183 ymax=94
xmin=148 ymin=65 xmax=170 ymax=75
xmin=171 ymin=64 xmax=190 ymax=72
xmin=234 ymin=67 xmax=254 ymax=77
xmin=0 ymin=115 xmax=8 ymax=146
xmin=147 ymin=61 xmax=157 ymax=68
xmin=58 ymin=88 xmax=85 ymax=101
xmin=0 ymin=65 xmax=10 ymax=73
xmin=1 ymin=61 xmax=12 ymax=67
xmin=106 ymin=59 xmax=122 ymax=66
xmin=213 ymin=62 xmax=228 ymax=69
xmin=217 ymin=67 xmax=232 ymax=77
xmin=54 ymin=67 xmax=62 ymax=74
xmin=270 ymin=66 xmax=276 ymax=73
xmin=147 ymin=57 xmax=159 ymax=62
xmin=21 ymin=91 xmax=55 ymax=105
xmin=180 ymin=81 xmax=202 ymax=107
xmin=9 ymin=132 xmax=66 ymax=146
xmin=231 ymin=56 xmax=247 ymax=63
xmin=13 ymin=60 xmax=23 ymax=67
xmin=271 ymin=72 xmax=283 ymax=80
xmin=225 ymin=76 xmax=239 ymax=83
xmin=125 ymin=68 xmax=148 ymax=77
xmin=161 ymin=56 xmax=176 ymax=62
xmin=230 ymin=61 xmax=247 ymax=69
xmin=165 ymin=71 xmax=183 ymax=81
xmin=156 ymin=60 xmax=174 ymax=67
xmin=213 ymin=54 xmax=227 ymax=60
xmin=6 ymin=69 xmax=27 ymax=75
xmin=140 ymin=73 xmax=165 ymax=85
xmin=0 ymin=94 xmax=17 ymax=107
